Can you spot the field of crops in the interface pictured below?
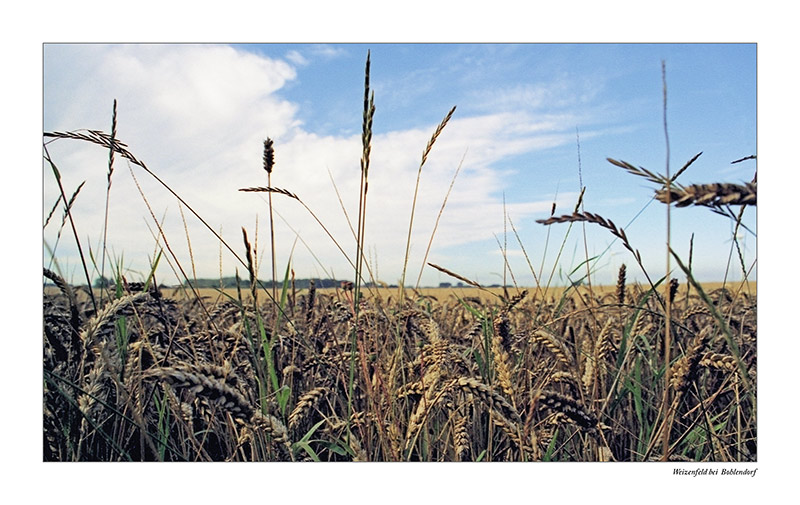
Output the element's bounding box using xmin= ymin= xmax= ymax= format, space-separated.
xmin=43 ymin=52 xmax=756 ymax=462
xmin=43 ymin=272 xmax=756 ymax=461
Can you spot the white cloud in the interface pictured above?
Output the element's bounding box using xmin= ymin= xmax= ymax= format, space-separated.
xmin=309 ymin=44 xmax=348 ymax=59
xmin=286 ymin=50 xmax=309 ymax=66
xmin=43 ymin=44 xmax=597 ymax=286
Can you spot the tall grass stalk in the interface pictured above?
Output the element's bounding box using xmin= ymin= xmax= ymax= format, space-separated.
xmin=263 ymin=138 xmax=278 ymax=319
xmin=99 ymin=99 xmax=117 ymax=304
xmin=43 ymin=128 xmax=284 ymax=308
xmin=350 ymin=51 xmax=375 ymax=429
xmin=400 ymin=105 xmax=456 ymax=296
xmin=575 ymin=128 xmax=598 ymax=329
xmin=43 ymin=143 xmax=97 ymax=313
xmin=415 ymin=147 xmax=466 ymax=290
xmin=45 ymin=181 xmax=85 ymax=273
xmin=661 ymin=60 xmax=673 ymax=461
xmin=178 ymin=204 xmax=197 ymax=285
xmin=322 ymin=167 xmax=381 ymax=292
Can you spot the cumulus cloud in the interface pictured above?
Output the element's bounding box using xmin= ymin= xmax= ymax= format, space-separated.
xmin=43 ymin=44 xmax=595 ymax=286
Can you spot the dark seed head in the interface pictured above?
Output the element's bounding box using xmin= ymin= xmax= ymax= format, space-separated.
xmin=263 ymin=138 xmax=275 ymax=174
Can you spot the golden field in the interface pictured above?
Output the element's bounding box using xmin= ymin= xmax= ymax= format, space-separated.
xmin=44 ymin=273 xmax=756 ymax=461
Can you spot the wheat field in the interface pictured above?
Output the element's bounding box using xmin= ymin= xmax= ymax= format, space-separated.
xmin=43 ymin=271 xmax=756 ymax=461
xmin=43 ymin=53 xmax=756 ymax=462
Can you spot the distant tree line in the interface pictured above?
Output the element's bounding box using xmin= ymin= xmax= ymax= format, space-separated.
xmin=438 ymin=282 xmax=466 ymax=288
xmin=183 ymin=277 xmax=345 ymax=290
xmin=88 ymin=276 xmax=480 ymax=291
xmin=90 ymin=276 xmax=349 ymax=290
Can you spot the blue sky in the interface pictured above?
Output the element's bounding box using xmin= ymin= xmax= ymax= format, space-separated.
xmin=43 ymin=43 xmax=756 ymax=287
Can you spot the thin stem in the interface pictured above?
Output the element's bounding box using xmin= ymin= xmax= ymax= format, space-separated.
xmin=415 ymin=147 xmax=466 ymax=290
xmin=43 ymin=143 xmax=98 ymax=313
xmin=401 ymin=106 xmax=456 ymax=296
xmin=100 ymin=99 xmax=117 ymax=305
xmin=350 ymin=50 xmax=374 ymax=436
xmin=661 ymin=60 xmax=673 ymax=462
xmin=264 ymin=137 xmax=277 ymax=321
xmin=268 ymin=172 xmax=277 ymax=320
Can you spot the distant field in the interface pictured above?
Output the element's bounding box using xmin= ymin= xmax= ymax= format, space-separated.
xmin=47 ymin=281 xmax=756 ymax=306
xmin=156 ymin=281 xmax=755 ymax=303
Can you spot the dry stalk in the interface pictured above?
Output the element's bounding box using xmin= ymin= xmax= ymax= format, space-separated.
xmin=656 ymin=182 xmax=756 ymax=208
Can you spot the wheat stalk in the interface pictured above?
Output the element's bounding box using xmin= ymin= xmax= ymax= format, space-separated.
xmin=288 ymin=386 xmax=328 ymax=431
xmin=452 ymin=411 xmax=471 ymax=461
xmin=452 ymin=376 xmax=521 ymax=425
xmin=263 ymin=138 xmax=278 ymax=317
xmin=250 ymin=411 xmax=294 ymax=461
xmin=536 ymin=390 xmax=598 ymax=436
xmin=699 ymin=352 xmax=737 ymax=372
xmin=239 ymin=186 xmax=299 ymax=200
xmin=426 ymin=262 xmax=482 ymax=289
xmin=531 ymin=329 xmax=575 ymax=369
xmin=616 ymin=264 xmax=626 ymax=305
xmin=655 ymin=182 xmax=757 ymax=208
xmin=670 ymin=326 xmax=713 ymax=398
xmin=149 ymin=363 xmax=253 ymax=419
xmin=400 ymin=106 xmax=457 ymax=294
xmin=491 ymin=315 xmax=516 ymax=401
xmin=537 ymin=211 xmax=641 ymax=263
